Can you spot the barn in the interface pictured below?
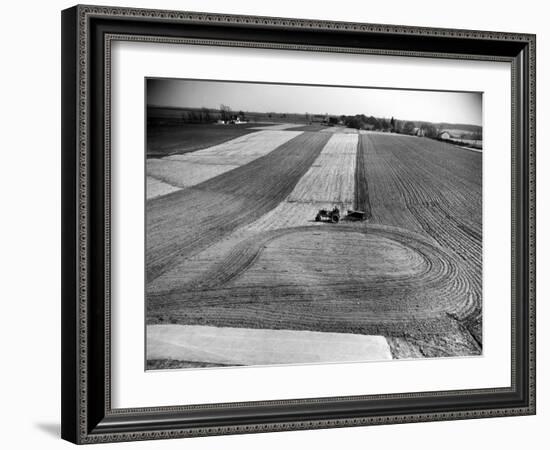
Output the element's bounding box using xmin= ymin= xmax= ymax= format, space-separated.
xmin=438 ymin=130 xmax=461 ymax=141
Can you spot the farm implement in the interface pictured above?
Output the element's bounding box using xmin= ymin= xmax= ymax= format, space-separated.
xmin=315 ymin=207 xmax=366 ymax=223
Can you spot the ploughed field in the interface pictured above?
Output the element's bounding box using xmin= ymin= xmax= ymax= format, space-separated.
xmin=147 ymin=123 xmax=271 ymax=158
xmin=146 ymin=126 xmax=482 ymax=361
xmin=146 ymin=131 xmax=331 ymax=282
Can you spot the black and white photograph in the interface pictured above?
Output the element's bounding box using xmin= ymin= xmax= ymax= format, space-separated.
xmin=1 ymin=0 xmax=543 ymax=446
xmin=145 ymin=79 xmax=483 ymax=370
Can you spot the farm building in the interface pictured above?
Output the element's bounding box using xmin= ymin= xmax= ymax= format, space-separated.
xmin=438 ymin=130 xmax=461 ymax=140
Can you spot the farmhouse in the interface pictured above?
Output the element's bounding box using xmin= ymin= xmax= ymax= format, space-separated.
xmin=438 ymin=130 xmax=461 ymax=140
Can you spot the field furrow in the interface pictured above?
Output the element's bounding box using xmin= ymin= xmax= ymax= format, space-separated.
xmin=354 ymin=134 xmax=372 ymax=217
xmin=147 ymin=127 xmax=483 ymax=362
xmin=147 ymin=225 xmax=477 ymax=356
xmin=147 ymin=176 xmax=184 ymax=199
xmin=147 ymin=131 xmax=358 ymax=296
xmin=321 ymin=127 xmax=359 ymax=134
xmin=249 ymin=124 xmax=307 ymax=130
xmin=358 ymin=133 xmax=482 ymax=342
xmin=287 ymin=133 xmax=357 ymax=208
xmin=146 ymin=131 xmax=331 ymax=285
xmin=146 ymin=130 xmax=302 ymax=199
xmin=240 ymin=134 xmax=358 ymax=232
xmin=147 ymin=123 xmax=264 ymax=158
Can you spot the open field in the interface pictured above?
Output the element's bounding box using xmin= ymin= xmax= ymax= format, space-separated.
xmin=146 ymin=131 xmax=331 ymax=283
xmin=148 ymin=224 xmax=479 ymax=357
xmin=147 ymin=131 xmax=359 ymax=293
xmin=147 ymin=123 xmax=269 ymax=158
xmin=146 ymin=130 xmax=302 ymax=199
xmin=321 ymin=126 xmax=359 ymax=134
xmin=289 ymin=124 xmax=329 ymax=132
xmin=357 ymin=133 xmax=482 ymax=345
xmin=147 ymin=177 xmax=183 ymax=199
xmin=287 ymin=133 xmax=357 ymax=208
xmin=249 ymin=123 xmax=307 ymax=130
xmin=146 ymin=126 xmax=482 ymax=364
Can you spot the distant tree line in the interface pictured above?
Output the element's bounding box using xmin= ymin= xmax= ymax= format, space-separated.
xmin=148 ymin=105 xmax=249 ymax=126
xmin=339 ymin=113 xmax=481 ymax=141
xmin=147 ymin=105 xmax=482 ymax=141
xmin=148 ymin=105 xmax=311 ymax=126
xmin=340 ymin=114 xmax=393 ymax=131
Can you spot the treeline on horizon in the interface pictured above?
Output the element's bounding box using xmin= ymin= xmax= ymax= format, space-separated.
xmin=147 ymin=105 xmax=307 ymax=126
xmin=147 ymin=105 xmax=482 ymax=140
xmin=337 ymin=114 xmax=481 ymax=139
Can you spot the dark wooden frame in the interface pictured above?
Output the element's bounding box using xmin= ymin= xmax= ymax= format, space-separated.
xmin=61 ymin=4 xmax=536 ymax=444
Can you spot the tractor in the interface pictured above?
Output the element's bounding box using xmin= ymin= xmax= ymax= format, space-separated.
xmin=314 ymin=207 xmax=367 ymax=223
xmin=315 ymin=206 xmax=341 ymax=223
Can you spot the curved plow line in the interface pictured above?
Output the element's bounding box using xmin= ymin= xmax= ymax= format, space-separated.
xmin=358 ymin=133 xmax=482 ymax=331
xmin=152 ymin=224 xmax=473 ymax=325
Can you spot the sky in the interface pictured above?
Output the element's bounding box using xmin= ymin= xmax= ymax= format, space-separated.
xmin=147 ymin=78 xmax=482 ymax=126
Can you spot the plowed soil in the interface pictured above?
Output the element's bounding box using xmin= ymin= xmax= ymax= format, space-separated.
xmin=147 ymin=123 xmax=266 ymax=158
xmin=147 ymin=132 xmax=359 ymax=293
xmin=147 ymin=129 xmax=483 ymax=362
xmin=149 ymin=224 xmax=476 ymax=330
xmin=287 ymin=133 xmax=357 ymax=209
xmin=147 ymin=130 xmax=302 ymax=199
xmin=357 ymin=133 xmax=482 ymax=346
xmin=146 ymin=131 xmax=331 ymax=284
xmin=249 ymin=123 xmax=306 ymax=130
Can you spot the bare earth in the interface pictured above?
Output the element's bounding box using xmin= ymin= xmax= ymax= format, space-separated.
xmin=146 ymin=130 xmax=302 ymax=199
xmin=146 ymin=126 xmax=482 ymax=366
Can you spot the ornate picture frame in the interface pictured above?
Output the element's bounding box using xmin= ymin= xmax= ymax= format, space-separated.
xmin=61 ymin=5 xmax=536 ymax=444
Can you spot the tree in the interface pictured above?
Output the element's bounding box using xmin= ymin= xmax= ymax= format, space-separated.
xmin=424 ymin=124 xmax=438 ymax=138
xmin=344 ymin=116 xmax=363 ymax=130
xmin=219 ymin=104 xmax=231 ymax=122
xmin=402 ymin=121 xmax=415 ymax=135
xmin=201 ymin=107 xmax=211 ymax=123
xmin=366 ymin=116 xmax=380 ymax=129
